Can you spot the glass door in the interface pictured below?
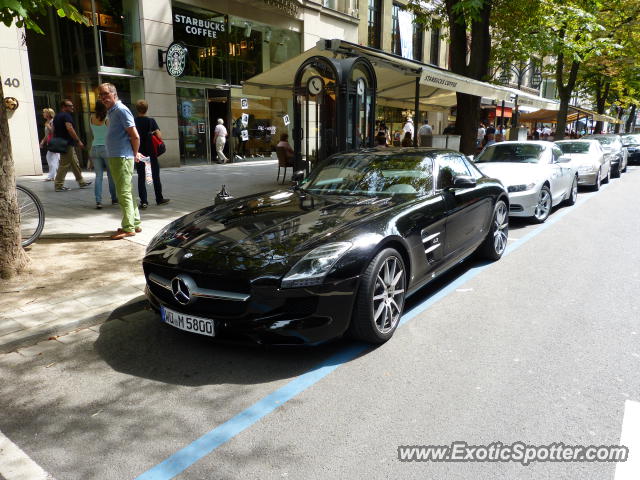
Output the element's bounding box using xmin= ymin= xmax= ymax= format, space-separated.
xmin=176 ymin=87 xmax=209 ymax=165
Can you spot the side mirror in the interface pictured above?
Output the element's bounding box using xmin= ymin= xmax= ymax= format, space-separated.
xmin=452 ymin=175 xmax=477 ymax=189
xmin=292 ymin=170 xmax=305 ymax=182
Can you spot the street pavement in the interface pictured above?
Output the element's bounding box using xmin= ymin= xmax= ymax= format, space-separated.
xmin=0 ymin=160 xmax=280 ymax=353
xmin=0 ymin=164 xmax=639 ymax=479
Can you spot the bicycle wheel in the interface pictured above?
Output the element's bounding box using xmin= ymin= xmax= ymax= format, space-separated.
xmin=16 ymin=184 xmax=45 ymax=247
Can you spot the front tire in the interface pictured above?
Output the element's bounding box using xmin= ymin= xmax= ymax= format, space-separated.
xmin=531 ymin=185 xmax=552 ymax=224
xmin=602 ymin=166 xmax=610 ymax=184
xmin=350 ymin=248 xmax=406 ymax=344
xmin=612 ymin=163 xmax=621 ymax=178
xmin=478 ymin=199 xmax=509 ymax=261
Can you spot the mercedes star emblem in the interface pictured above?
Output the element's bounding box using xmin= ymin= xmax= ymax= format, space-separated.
xmin=171 ymin=275 xmax=192 ymax=305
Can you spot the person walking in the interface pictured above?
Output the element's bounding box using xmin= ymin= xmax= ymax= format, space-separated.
xmin=402 ymin=116 xmax=414 ymax=139
xmin=214 ymin=118 xmax=228 ymax=164
xmin=90 ymin=100 xmax=117 ymax=209
xmin=134 ymin=99 xmax=169 ymax=209
xmin=39 ymin=108 xmax=58 ymax=181
xmin=98 ymin=83 xmax=143 ymax=240
xmin=52 ymin=99 xmax=92 ymax=192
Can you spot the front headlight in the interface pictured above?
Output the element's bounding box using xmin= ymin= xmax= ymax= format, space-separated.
xmin=507 ymin=183 xmax=535 ymax=193
xmin=281 ymin=242 xmax=352 ymax=288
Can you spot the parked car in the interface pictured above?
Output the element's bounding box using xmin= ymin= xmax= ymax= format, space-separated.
xmin=621 ymin=134 xmax=640 ymax=164
xmin=143 ymin=149 xmax=509 ymax=345
xmin=581 ymin=134 xmax=628 ymax=177
xmin=473 ymin=141 xmax=578 ymax=223
xmin=554 ymin=139 xmax=611 ymax=190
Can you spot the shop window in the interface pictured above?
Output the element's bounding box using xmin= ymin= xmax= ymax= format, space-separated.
xmin=228 ymin=17 xmax=301 ymax=85
xmin=230 ymin=90 xmax=292 ymax=158
xmin=92 ymin=0 xmax=142 ymax=71
xmin=172 ymin=4 xmax=228 ymax=83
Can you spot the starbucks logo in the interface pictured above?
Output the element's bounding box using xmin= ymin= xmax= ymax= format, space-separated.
xmin=166 ymin=42 xmax=187 ymax=77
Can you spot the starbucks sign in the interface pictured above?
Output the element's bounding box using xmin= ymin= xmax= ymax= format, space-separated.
xmin=166 ymin=42 xmax=188 ymax=77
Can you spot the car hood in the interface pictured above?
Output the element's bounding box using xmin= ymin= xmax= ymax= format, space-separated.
xmin=562 ymin=153 xmax=599 ymax=167
xmin=474 ymin=162 xmax=548 ymax=187
xmin=150 ymin=190 xmax=401 ymax=261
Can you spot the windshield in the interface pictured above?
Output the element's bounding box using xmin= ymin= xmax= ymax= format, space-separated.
xmin=621 ymin=135 xmax=640 ymax=146
xmin=557 ymin=142 xmax=591 ymax=154
xmin=475 ymin=144 xmax=545 ymax=163
xmin=584 ymin=136 xmax=615 ymax=145
xmin=301 ymin=154 xmax=434 ymax=196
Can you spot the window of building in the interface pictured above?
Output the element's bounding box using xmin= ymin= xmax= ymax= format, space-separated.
xmin=391 ymin=4 xmax=400 ymax=56
xmin=391 ymin=4 xmax=420 ymax=61
xmin=430 ymin=27 xmax=440 ymax=66
xmin=92 ymin=0 xmax=142 ymax=72
xmin=367 ymin=0 xmax=381 ymax=49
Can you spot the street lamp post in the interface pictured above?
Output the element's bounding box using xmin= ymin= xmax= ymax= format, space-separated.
xmin=498 ymin=60 xmax=543 ymax=139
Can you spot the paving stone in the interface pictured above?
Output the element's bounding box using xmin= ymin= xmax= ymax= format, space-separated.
xmin=16 ymin=338 xmax=63 ymax=357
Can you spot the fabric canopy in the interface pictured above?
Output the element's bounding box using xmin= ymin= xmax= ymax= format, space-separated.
xmin=243 ymin=39 xmax=554 ymax=112
xmin=519 ymin=106 xmax=621 ymax=124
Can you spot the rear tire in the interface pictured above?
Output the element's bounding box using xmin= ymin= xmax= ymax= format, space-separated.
xmin=564 ymin=176 xmax=578 ymax=206
xmin=612 ymin=163 xmax=621 ymax=178
xmin=349 ymin=248 xmax=406 ymax=344
xmin=592 ymin=169 xmax=601 ymax=191
xmin=602 ymin=167 xmax=610 ymax=184
xmin=478 ymin=199 xmax=508 ymax=261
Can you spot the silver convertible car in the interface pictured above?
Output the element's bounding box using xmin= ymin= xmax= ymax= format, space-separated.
xmin=554 ymin=139 xmax=611 ymax=190
xmin=474 ymin=141 xmax=578 ymax=223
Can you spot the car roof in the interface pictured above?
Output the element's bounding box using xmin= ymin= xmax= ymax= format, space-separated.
xmin=484 ymin=140 xmax=550 ymax=147
xmin=554 ymin=139 xmax=598 ymax=143
xmin=340 ymin=147 xmax=463 ymax=157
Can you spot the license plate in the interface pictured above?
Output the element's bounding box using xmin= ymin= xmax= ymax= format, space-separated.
xmin=161 ymin=306 xmax=215 ymax=337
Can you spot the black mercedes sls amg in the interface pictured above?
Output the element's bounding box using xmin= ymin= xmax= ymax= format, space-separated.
xmin=143 ymin=148 xmax=509 ymax=345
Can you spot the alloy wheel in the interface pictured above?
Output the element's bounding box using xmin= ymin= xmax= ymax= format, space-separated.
xmin=371 ymin=256 xmax=405 ymax=334
xmin=493 ymin=201 xmax=508 ymax=255
xmin=534 ymin=188 xmax=551 ymax=222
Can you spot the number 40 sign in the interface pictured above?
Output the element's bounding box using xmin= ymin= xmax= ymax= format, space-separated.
xmin=3 ymin=77 xmax=21 ymax=88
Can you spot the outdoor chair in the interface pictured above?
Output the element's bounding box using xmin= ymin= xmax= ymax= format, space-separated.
xmin=276 ymin=146 xmax=293 ymax=184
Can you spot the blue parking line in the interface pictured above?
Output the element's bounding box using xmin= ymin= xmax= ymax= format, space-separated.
xmin=136 ymin=186 xmax=603 ymax=480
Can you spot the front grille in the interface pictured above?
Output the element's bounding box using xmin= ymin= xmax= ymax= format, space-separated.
xmin=145 ymin=264 xmax=251 ymax=294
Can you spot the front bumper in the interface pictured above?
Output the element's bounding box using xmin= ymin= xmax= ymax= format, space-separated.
xmin=144 ymin=268 xmax=360 ymax=345
xmin=507 ymin=189 xmax=540 ymax=217
xmin=578 ymin=171 xmax=598 ymax=186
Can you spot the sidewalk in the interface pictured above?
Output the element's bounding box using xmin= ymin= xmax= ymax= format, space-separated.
xmin=0 ymin=160 xmax=282 ymax=353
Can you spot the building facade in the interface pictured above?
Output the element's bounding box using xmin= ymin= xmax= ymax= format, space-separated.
xmin=4 ymin=0 xmax=359 ymax=175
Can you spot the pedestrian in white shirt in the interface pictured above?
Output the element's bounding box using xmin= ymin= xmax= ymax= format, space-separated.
xmin=214 ymin=118 xmax=228 ymax=164
xmin=418 ymin=119 xmax=433 ymax=147
xmin=477 ymin=123 xmax=486 ymax=147
xmin=402 ymin=117 xmax=414 ymax=139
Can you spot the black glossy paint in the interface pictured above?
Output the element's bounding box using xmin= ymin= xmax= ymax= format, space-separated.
xmin=143 ymin=148 xmax=508 ymax=344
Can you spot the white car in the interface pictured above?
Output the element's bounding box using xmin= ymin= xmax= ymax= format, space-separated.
xmin=474 ymin=141 xmax=578 ymax=223
xmin=581 ymin=134 xmax=628 ymax=177
xmin=554 ymin=139 xmax=611 ymax=190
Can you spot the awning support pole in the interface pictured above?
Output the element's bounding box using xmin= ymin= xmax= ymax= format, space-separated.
xmin=499 ymin=100 xmax=505 ymax=134
xmin=414 ymin=77 xmax=420 ymax=147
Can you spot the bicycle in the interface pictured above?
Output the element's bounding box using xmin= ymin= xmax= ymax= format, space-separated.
xmin=16 ymin=184 xmax=45 ymax=247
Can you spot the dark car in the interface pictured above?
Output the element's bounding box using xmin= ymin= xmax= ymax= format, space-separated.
xmin=621 ymin=134 xmax=640 ymax=163
xmin=581 ymin=134 xmax=628 ymax=177
xmin=143 ymin=149 xmax=509 ymax=345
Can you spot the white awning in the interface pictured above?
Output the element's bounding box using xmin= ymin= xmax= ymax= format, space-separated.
xmin=502 ymin=87 xmax=560 ymax=111
xmin=243 ymin=39 xmax=554 ymax=112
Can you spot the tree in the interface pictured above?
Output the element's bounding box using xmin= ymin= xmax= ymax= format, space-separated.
xmin=0 ymin=1 xmax=86 ymax=278
xmin=408 ymin=0 xmax=496 ymax=155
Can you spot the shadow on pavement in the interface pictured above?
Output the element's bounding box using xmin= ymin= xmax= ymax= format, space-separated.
xmin=94 ymin=299 xmax=366 ymax=387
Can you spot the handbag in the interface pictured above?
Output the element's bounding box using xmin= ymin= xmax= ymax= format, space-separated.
xmin=47 ymin=137 xmax=68 ymax=153
xmin=151 ymin=133 xmax=166 ymax=157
